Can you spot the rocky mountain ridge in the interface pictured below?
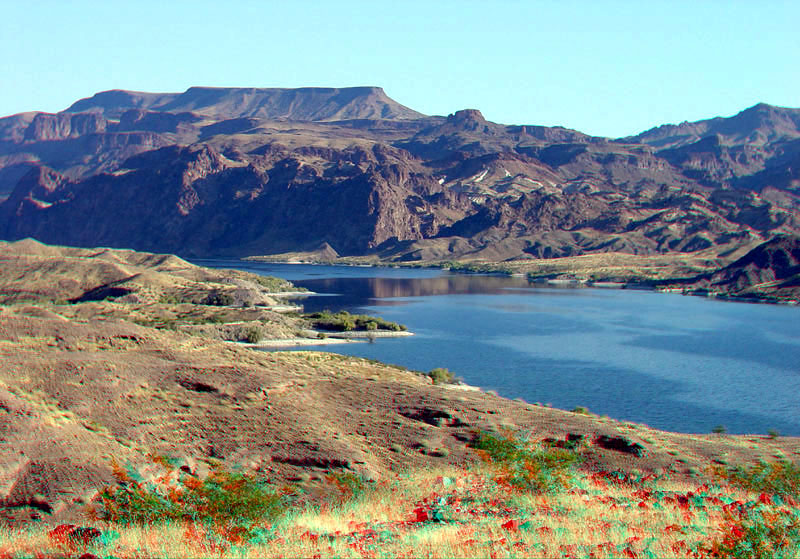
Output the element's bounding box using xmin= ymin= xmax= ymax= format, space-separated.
xmin=0 ymin=87 xmax=798 ymax=264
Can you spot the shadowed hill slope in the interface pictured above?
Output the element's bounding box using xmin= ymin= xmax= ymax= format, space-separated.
xmin=659 ymin=235 xmax=800 ymax=301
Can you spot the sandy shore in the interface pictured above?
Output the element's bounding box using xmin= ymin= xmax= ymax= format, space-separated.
xmin=238 ymin=329 xmax=414 ymax=349
xmin=324 ymin=330 xmax=414 ymax=339
xmin=243 ymin=337 xmax=361 ymax=348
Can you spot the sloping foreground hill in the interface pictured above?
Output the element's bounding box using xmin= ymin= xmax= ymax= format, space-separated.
xmin=1 ymin=240 xmax=799 ymax=541
xmin=0 ymin=237 xmax=298 ymax=308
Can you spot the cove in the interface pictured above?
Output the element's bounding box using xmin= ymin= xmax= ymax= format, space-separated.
xmin=193 ymin=260 xmax=800 ymax=436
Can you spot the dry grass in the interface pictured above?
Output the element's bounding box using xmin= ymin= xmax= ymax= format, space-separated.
xmin=3 ymin=456 xmax=797 ymax=558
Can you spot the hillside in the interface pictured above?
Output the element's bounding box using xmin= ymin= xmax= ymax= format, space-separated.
xmin=2 ymin=240 xmax=799 ymax=538
xmin=657 ymin=235 xmax=800 ymax=302
xmin=0 ymin=89 xmax=798 ymax=272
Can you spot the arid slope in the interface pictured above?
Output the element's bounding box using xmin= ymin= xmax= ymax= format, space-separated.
xmin=1 ymin=241 xmax=798 ymax=528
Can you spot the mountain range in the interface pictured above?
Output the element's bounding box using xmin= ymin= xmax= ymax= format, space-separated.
xmin=0 ymin=86 xmax=798 ymax=266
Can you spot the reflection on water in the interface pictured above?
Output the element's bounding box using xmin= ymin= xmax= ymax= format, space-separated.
xmin=193 ymin=260 xmax=800 ymax=436
xmin=293 ymin=275 xmax=583 ymax=312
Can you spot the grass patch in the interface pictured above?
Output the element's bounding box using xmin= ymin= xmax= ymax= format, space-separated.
xmin=324 ymin=472 xmax=368 ymax=503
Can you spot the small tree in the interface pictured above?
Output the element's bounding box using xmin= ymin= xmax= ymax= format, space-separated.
xmin=241 ymin=326 xmax=263 ymax=344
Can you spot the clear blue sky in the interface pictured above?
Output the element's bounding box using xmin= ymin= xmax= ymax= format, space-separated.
xmin=2 ymin=0 xmax=797 ymax=137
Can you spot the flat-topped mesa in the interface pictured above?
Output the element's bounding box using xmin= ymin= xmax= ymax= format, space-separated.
xmin=64 ymin=86 xmax=425 ymax=122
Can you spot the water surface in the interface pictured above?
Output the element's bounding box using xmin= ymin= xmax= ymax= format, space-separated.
xmin=194 ymin=260 xmax=800 ymax=436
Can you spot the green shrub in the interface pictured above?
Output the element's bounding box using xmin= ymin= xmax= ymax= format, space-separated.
xmin=93 ymin=458 xmax=288 ymax=542
xmin=717 ymin=460 xmax=800 ymax=497
xmin=713 ymin=424 xmax=728 ymax=434
xmin=205 ymin=291 xmax=234 ymax=306
xmin=469 ymin=431 xmax=581 ymax=493
xmin=428 ymin=368 xmax=456 ymax=385
xmin=570 ymin=406 xmax=590 ymax=415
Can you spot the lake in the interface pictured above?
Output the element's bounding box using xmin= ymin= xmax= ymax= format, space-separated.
xmin=194 ymin=260 xmax=800 ymax=436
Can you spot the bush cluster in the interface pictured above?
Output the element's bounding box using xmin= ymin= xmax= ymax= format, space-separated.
xmin=469 ymin=431 xmax=581 ymax=493
xmin=305 ymin=310 xmax=406 ymax=332
xmin=716 ymin=459 xmax=800 ymax=497
xmin=427 ymin=367 xmax=456 ymax=385
xmin=251 ymin=275 xmax=297 ymax=292
xmin=700 ymin=506 xmax=800 ymax=559
xmin=205 ymin=291 xmax=234 ymax=306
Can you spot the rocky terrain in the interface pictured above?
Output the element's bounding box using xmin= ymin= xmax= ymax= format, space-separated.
xmin=0 ymin=88 xmax=797 ymax=272
xmin=1 ymin=240 xmax=799 ymax=531
xmin=655 ymin=234 xmax=800 ymax=301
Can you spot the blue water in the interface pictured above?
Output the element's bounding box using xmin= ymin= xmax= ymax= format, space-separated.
xmin=193 ymin=260 xmax=800 ymax=436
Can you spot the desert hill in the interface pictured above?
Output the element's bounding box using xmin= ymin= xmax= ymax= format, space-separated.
xmin=0 ymin=89 xmax=798 ymax=273
xmin=2 ymin=240 xmax=798 ymax=528
xmin=657 ymin=235 xmax=800 ymax=301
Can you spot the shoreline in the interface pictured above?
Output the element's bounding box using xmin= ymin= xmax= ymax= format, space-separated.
xmin=240 ymin=337 xmax=361 ymax=348
xmin=231 ymin=258 xmax=800 ymax=307
xmin=238 ymin=329 xmax=414 ymax=349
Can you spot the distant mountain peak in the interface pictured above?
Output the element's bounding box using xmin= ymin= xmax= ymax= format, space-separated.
xmin=448 ymin=109 xmax=487 ymax=123
xmin=629 ymin=102 xmax=800 ymax=149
